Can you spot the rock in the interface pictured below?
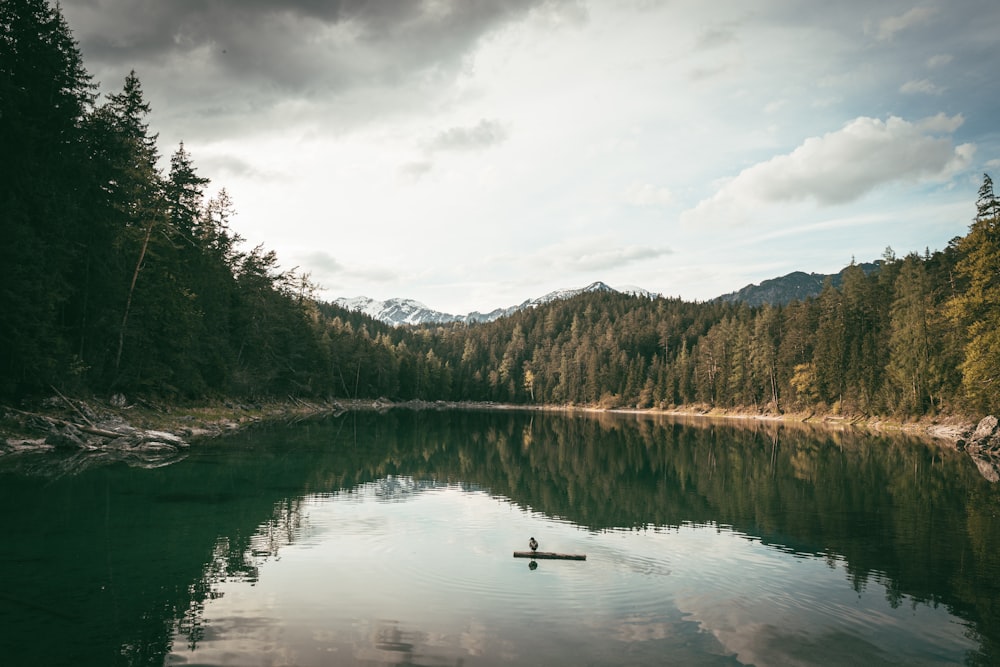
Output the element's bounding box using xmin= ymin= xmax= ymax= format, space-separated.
xmin=970 ymin=416 xmax=1000 ymax=452
xmin=109 ymin=393 xmax=128 ymax=408
xmin=971 ymin=415 xmax=998 ymax=442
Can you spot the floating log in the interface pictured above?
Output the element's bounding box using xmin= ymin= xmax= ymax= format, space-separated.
xmin=513 ymin=551 xmax=586 ymax=560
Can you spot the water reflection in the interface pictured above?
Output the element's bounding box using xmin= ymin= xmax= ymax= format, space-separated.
xmin=163 ymin=485 xmax=976 ymax=666
xmin=1 ymin=409 xmax=999 ymax=666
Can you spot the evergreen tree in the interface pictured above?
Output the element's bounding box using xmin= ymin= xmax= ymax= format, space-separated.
xmin=813 ymin=283 xmax=846 ymax=408
xmin=887 ymin=254 xmax=934 ymax=414
xmin=0 ymin=0 xmax=95 ymax=396
xmin=947 ymin=174 xmax=1000 ymax=412
xmin=85 ymin=72 xmax=169 ymax=387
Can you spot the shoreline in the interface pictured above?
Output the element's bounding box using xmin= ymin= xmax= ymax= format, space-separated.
xmin=0 ymin=394 xmax=983 ymax=448
xmin=2 ymin=395 xmax=996 ymax=480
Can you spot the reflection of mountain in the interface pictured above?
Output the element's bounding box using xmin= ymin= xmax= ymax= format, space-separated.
xmin=2 ymin=410 xmax=999 ymax=665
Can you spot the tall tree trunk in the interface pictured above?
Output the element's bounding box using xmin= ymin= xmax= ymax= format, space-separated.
xmin=115 ymin=221 xmax=154 ymax=373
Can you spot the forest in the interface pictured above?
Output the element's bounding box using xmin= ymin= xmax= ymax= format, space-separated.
xmin=3 ymin=0 xmax=999 ymax=418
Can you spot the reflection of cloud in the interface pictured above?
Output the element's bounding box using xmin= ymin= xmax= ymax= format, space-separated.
xmin=611 ymin=615 xmax=675 ymax=642
xmin=681 ymin=114 xmax=974 ymax=225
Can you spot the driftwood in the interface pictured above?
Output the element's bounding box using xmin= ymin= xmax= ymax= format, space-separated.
xmin=50 ymin=385 xmax=95 ymax=427
xmin=6 ymin=406 xmax=121 ymax=439
xmin=513 ymin=551 xmax=586 ymax=561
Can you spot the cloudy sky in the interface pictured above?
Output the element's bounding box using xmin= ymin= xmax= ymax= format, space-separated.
xmin=61 ymin=0 xmax=1000 ymax=314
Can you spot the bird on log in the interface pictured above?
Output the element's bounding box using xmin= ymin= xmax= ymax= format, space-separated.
xmin=514 ymin=536 xmax=586 ymax=560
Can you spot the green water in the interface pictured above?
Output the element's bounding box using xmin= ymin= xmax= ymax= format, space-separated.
xmin=1 ymin=410 xmax=999 ymax=666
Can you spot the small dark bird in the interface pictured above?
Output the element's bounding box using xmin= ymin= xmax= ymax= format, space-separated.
xmin=529 ymin=536 xmax=538 ymax=552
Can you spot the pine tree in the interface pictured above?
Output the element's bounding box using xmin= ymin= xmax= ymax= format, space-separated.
xmin=947 ymin=174 xmax=1000 ymax=412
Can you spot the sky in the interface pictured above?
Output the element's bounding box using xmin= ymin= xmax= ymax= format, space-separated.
xmin=60 ymin=0 xmax=1000 ymax=315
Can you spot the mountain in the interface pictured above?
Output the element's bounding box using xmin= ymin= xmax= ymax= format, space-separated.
xmin=715 ymin=262 xmax=882 ymax=307
xmin=333 ymin=262 xmax=885 ymax=327
xmin=332 ymin=281 xmax=659 ymax=327
xmin=331 ymin=296 xmax=463 ymax=326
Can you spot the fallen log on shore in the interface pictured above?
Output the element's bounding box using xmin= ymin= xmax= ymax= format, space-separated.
xmin=513 ymin=551 xmax=586 ymax=560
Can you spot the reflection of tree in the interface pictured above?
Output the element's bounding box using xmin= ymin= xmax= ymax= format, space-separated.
xmin=5 ymin=410 xmax=999 ymax=665
xmin=289 ymin=409 xmax=1000 ymax=664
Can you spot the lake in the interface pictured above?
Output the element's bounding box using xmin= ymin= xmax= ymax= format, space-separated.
xmin=1 ymin=409 xmax=999 ymax=666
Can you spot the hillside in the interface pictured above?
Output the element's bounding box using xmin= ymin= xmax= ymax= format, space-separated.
xmin=715 ymin=262 xmax=882 ymax=307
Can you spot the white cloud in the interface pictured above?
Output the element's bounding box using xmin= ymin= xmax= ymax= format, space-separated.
xmin=872 ymin=6 xmax=937 ymax=41
xmin=564 ymin=244 xmax=672 ymax=271
xmin=900 ymin=78 xmax=943 ymax=95
xmin=301 ymin=251 xmax=343 ymax=274
xmin=926 ymin=53 xmax=953 ymax=69
xmin=763 ymin=99 xmax=787 ymax=114
xmin=681 ymin=114 xmax=974 ymax=225
xmin=494 ymin=237 xmax=673 ymax=274
xmin=625 ymin=183 xmax=674 ymax=207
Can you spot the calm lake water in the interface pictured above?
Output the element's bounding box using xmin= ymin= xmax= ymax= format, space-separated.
xmin=2 ymin=410 xmax=999 ymax=666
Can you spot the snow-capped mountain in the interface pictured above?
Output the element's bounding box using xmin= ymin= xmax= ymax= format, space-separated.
xmin=332 ymin=296 xmax=463 ymax=326
xmin=333 ymin=281 xmax=659 ymax=327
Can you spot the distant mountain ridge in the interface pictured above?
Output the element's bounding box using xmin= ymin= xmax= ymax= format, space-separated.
xmin=334 ymin=263 xmax=881 ymax=326
xmin=715 ymin=262 xmax=881 ymax=307
xmin=332 ymin=282 xmax=659 ymax=327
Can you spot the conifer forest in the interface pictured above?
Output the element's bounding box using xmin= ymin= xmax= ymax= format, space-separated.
xmin=3 ymin=0 xmax=999 ymax=418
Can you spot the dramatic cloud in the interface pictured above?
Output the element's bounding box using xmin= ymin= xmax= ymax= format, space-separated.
xmin=69 ymin=0 xmax=576 ymax=77
xmin=63 ymin=0 xmax=582 ymax=137
xmin=56 ymin=0 xmax=1000 ymax=311
xmin=682 ymin=114 xmax=975 ymax=225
